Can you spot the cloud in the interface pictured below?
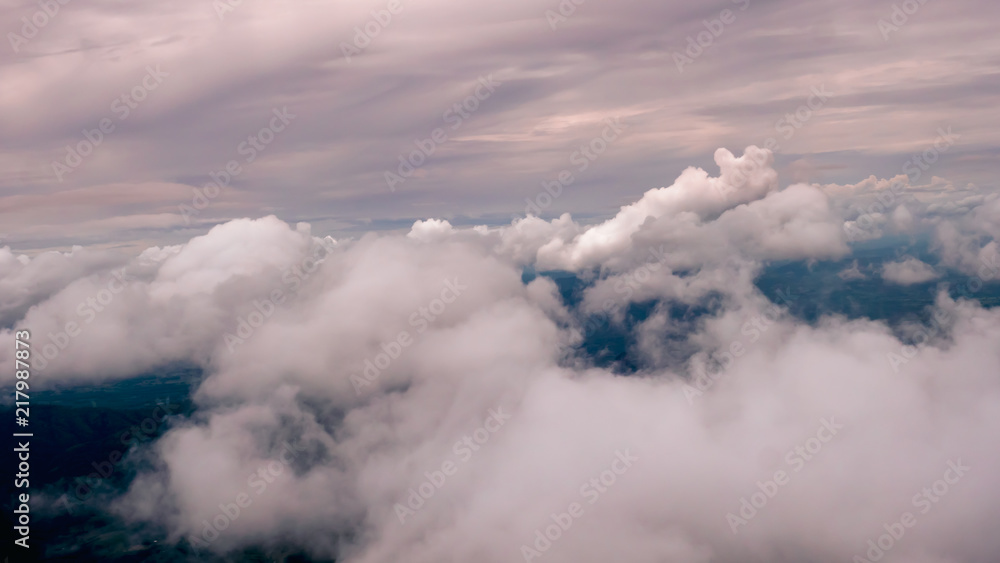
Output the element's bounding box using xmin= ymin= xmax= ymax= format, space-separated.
xmin=519 ymin=146 xmax=848 ymax=275
xmin=1 ymin=0 xmax=999 ymax=248
xmin=882 ymin=257 xmax=941 ymax=285
xmin=838 ymin=260 xmax=867 ymax=280
xmin=3 ymin=145 xmax=999 ymax=562
xmin=0 ymin=244 xmax=126 ymax=328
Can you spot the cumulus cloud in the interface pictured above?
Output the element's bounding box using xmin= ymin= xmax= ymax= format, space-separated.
xmin=531 ymin=146 xmax=782 ymax=271
xmin=882 ymin=257 xmax=942 ymax=285
xmin=515 ymin=146 xmax=847 ymax=279
xmin=0 ymin=244 xmax=127 ymax=328
xmin=838 ymin=260 xmax=867 ymax=280
xmin=3 ymin=146 xmax=999 ymax=563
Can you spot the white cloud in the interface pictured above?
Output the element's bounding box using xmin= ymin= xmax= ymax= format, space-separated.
xmin=882 ymin=257 xmax=941 ymax=285
xmin=2 ymin=146 xmax=999 ymax=563
xmin=838 ymin=260 xmax=867 ymax=280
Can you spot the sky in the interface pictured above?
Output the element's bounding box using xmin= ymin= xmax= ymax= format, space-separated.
xmin=3 ymin=1 xmax=1000 ymax=562
xmin=1 ymin=0 xmax=998 ymax=252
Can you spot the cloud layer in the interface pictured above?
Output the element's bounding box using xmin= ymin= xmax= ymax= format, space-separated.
xmin=1 ymin=0 xmax=998 ymax=250
xmin=3 ymin=146 xmax=999 ymax=562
